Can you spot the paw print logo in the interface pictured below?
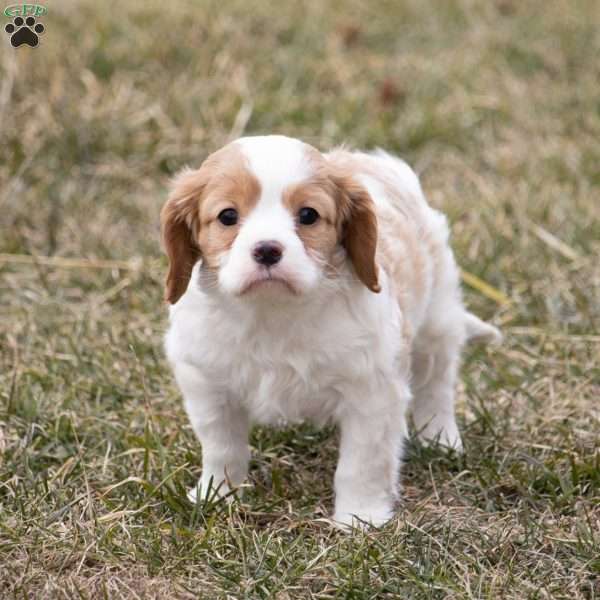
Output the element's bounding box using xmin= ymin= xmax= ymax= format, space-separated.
xmin=5 ymin=15 xmax=45 ymax=48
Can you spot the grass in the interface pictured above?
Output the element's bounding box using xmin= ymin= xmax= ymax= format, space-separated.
xmin=0 ymin=0 xmax=599 ymax=597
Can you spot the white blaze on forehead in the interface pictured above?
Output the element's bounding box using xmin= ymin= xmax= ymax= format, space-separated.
xmin=235 ymin=135 xmax=314 ymax=203
xmin=232 ymin=136 xmax=311 ymax=244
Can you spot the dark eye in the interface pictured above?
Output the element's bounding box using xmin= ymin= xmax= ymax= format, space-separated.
xmin=218 ymin=208 xmax=238 ymax=226
xmin=298 ymin=207 xmax=320 ymax=225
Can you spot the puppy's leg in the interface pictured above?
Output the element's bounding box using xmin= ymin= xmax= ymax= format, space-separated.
xmin=174 ymin=363 xmax=250 ymax=502
xmin=411 ymin=332 xmax=463 ymax=450
xmin=333 ymin=378 xmax=409 ymax=528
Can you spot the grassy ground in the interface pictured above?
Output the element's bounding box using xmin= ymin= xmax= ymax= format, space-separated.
xmin=1 ymin=0 xmax=599 ymax=597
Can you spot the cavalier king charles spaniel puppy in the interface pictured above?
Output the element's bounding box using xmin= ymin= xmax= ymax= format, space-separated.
xmin=161 ymin=135 xmax=500 ymax=527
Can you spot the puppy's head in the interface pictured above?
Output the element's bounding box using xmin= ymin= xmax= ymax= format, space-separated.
xmin=161 ymin=135 xmax=380 ymax=303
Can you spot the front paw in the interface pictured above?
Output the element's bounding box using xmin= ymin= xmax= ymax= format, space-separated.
xmin=416 ymin=418 xmax=463 ymax=452
xmin=333 ymin=502 xmax=395 ymax=529
xmin=187 ymin=476 xmax=239 ymax=504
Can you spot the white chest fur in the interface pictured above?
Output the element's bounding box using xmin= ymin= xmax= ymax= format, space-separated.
xmin=164 ymin=266 xmax=403 ymax=425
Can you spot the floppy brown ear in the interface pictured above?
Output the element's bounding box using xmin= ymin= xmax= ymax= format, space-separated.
xmin=160 ymin=169 xmax=205 ymax=304
xmin=333 ymin=174 xmax=381 ymax=293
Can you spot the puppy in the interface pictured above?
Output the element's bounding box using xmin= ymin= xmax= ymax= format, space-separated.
xmin=161 ymin=135 xmax=500 ymax=527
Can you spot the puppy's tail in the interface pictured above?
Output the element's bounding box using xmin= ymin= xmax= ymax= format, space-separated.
xmin=465 ymin=312 xmax=502 ymax=345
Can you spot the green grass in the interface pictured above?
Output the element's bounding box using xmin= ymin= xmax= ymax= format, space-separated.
xmin=1 ymin=0 xmax=599 ymax=597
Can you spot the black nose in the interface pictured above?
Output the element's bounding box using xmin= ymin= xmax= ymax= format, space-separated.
xmin=252 ymin=241 xmax=283 ymax=266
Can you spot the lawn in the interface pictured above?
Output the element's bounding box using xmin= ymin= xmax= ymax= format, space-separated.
xmin=0 ymin=0 xmax=599 ymax=598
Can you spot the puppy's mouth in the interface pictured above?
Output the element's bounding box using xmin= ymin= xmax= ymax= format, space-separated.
xmin=239 ymin=270 xmax=298 ymax=296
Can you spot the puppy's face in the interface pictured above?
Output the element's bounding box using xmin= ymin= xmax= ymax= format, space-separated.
xmin=161 ymin=135 xmax=380 ymax=303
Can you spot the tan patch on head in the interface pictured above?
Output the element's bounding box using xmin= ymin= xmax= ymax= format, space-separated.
xmin=195 ymin=146 xmax=261 ymax=269
xmin=283 ymin=176 xmax=340 ymax=266
xmin=160 ymin=143 xmax=261 ymax=303
xmin=283 ymin=147 xmax=381 ymax=293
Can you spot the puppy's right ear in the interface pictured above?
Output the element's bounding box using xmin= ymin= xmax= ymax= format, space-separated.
xmin=160 ymin=168 xmax=206 ymax=304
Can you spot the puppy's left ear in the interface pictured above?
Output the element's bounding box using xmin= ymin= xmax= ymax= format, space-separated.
xmin=333 ymin=175 xmax=381 ymax=293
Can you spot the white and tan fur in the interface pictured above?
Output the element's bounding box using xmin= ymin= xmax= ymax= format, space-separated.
xmin=161 ymin=135 xmax=500 ymax=527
